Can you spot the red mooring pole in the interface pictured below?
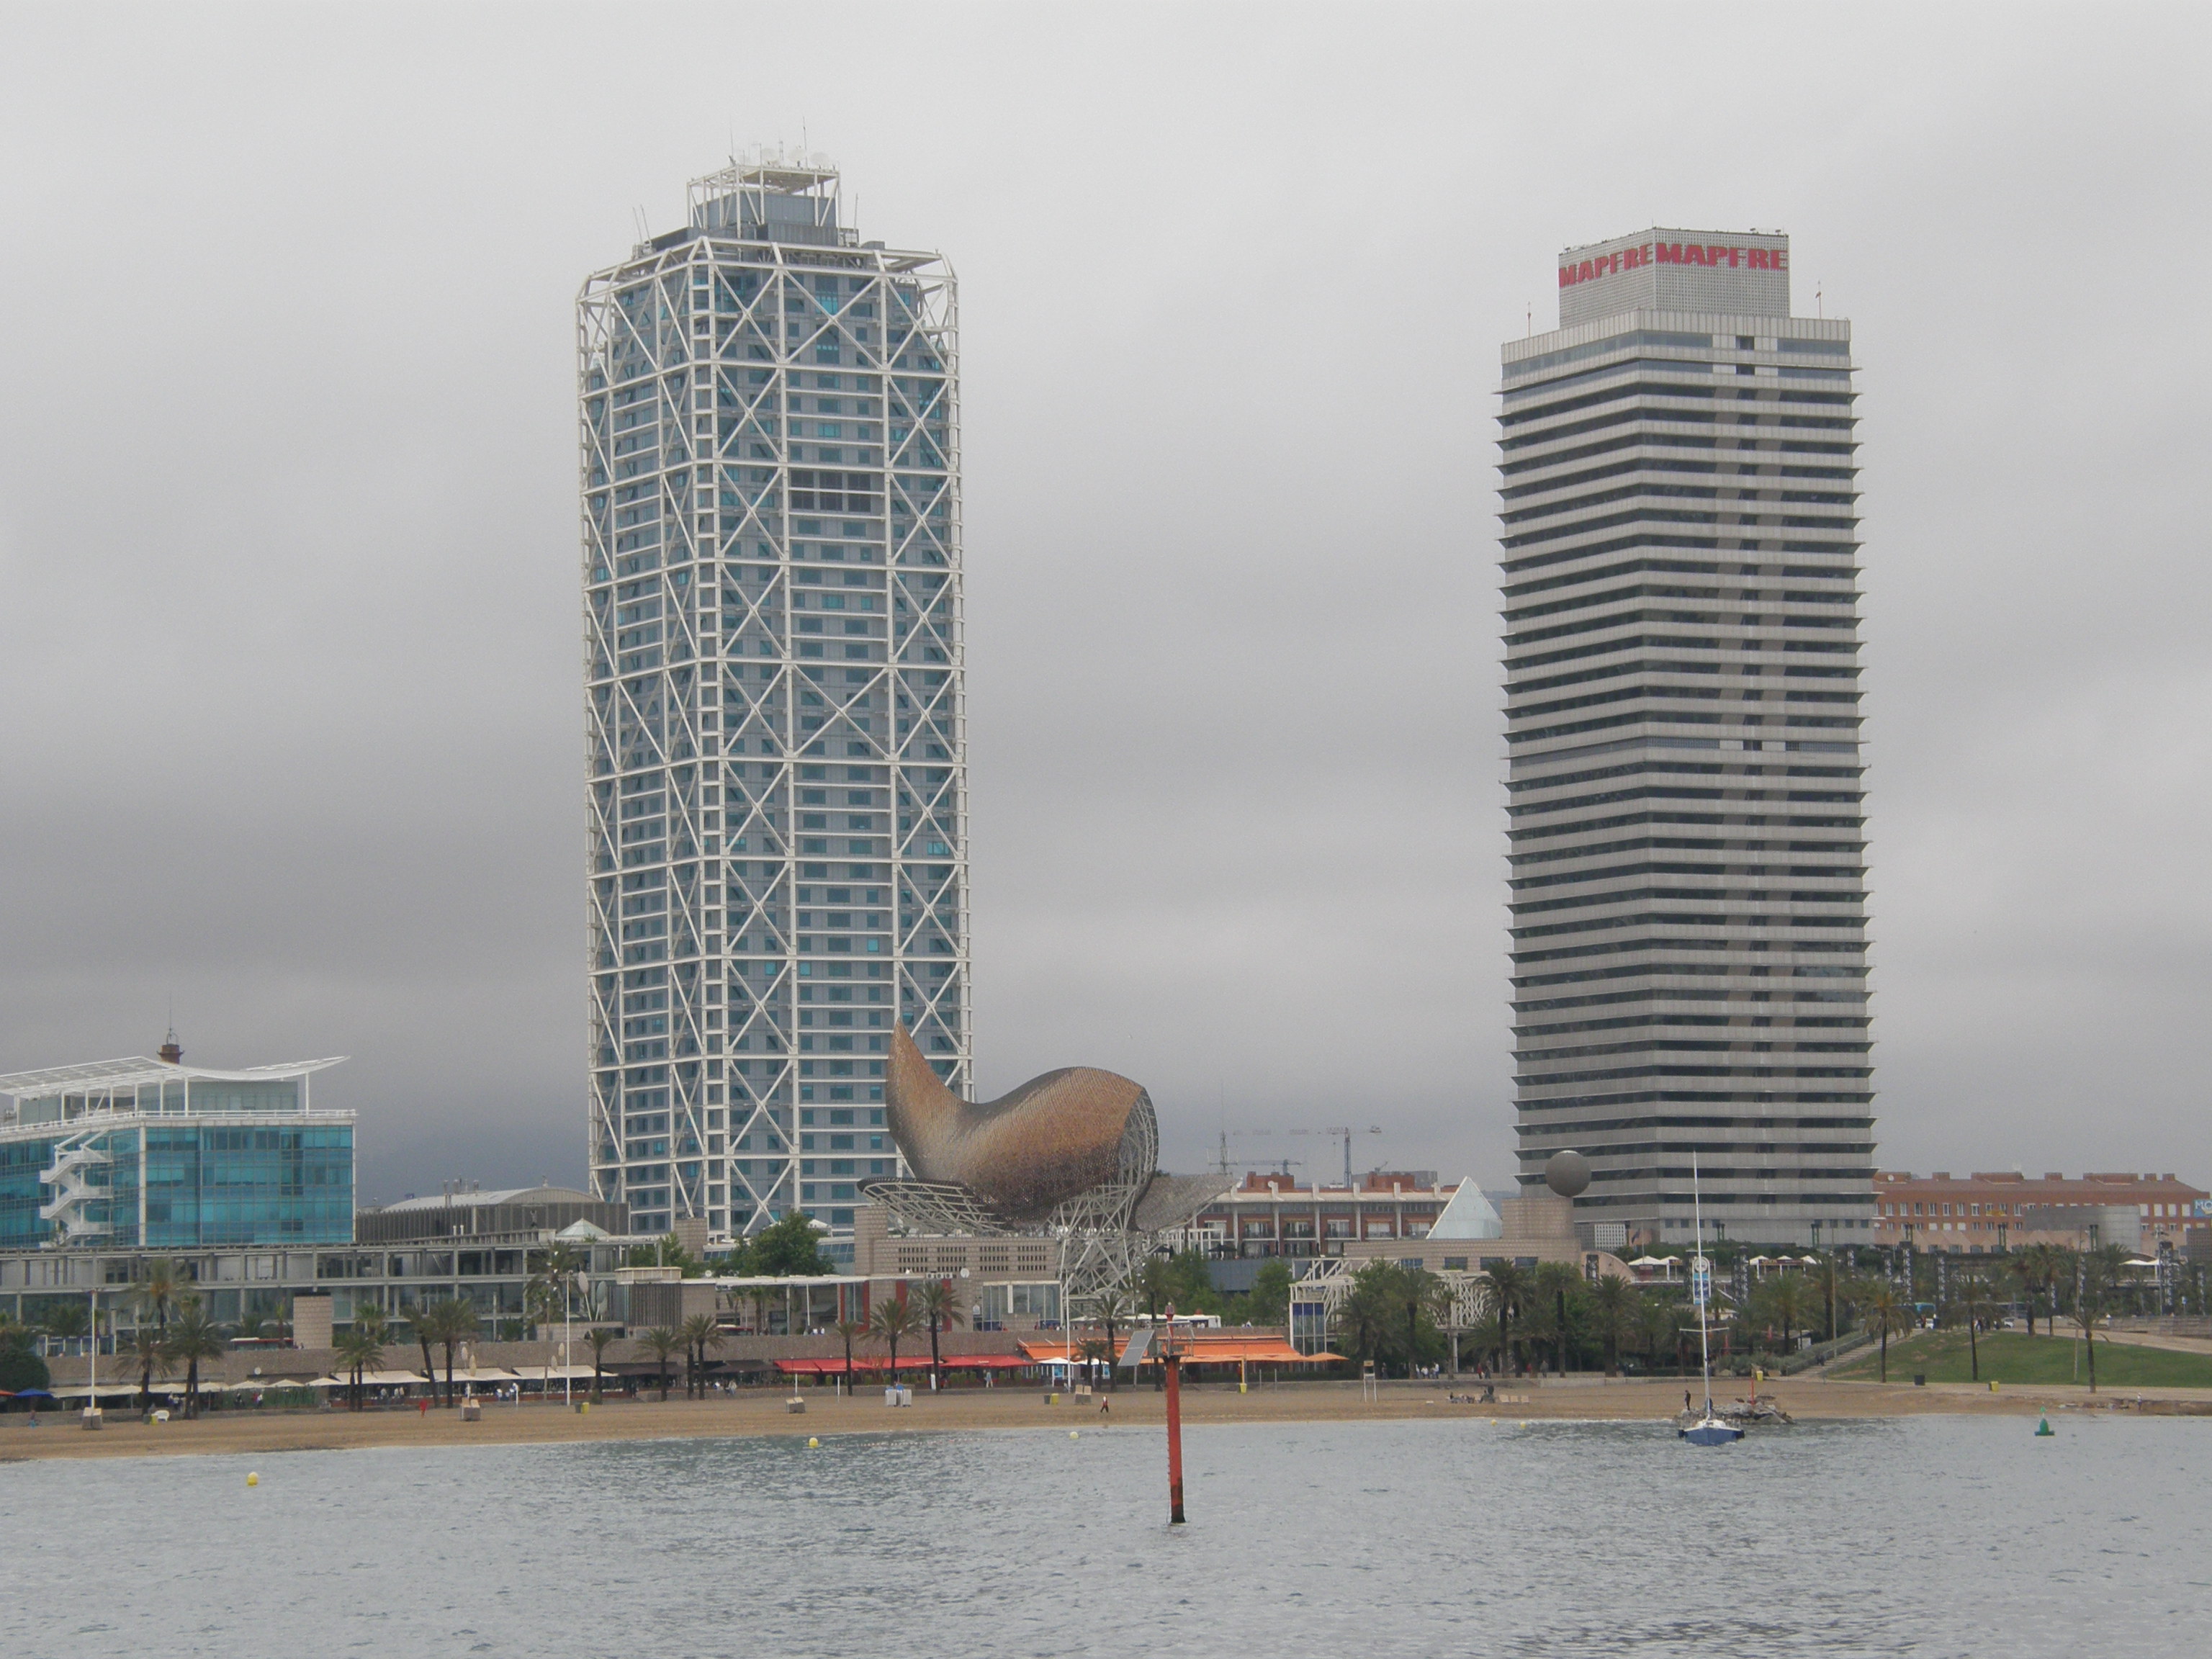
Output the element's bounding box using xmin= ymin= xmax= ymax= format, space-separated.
xmin=1164 ymin=1350 xmax=1186 ymax=1524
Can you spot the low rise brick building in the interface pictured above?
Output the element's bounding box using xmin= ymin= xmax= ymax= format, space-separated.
xmin=1872 ymin=1169 xmax=2206 ymax=1254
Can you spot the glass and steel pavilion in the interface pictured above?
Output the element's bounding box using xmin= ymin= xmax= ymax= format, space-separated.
xmin=0 ymin=1053 xmax=354 ymax=1250
xmin=577 ymin=152 xmax=968 ymax=1251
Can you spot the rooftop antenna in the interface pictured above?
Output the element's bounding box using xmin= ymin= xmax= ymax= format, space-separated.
xmin=1817 ymin=281 xmax=1824 ymax=319
xmin=1526 ymin=301 xmax=1533 ymax=337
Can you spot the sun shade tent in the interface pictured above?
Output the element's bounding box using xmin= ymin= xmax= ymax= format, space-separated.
xmin=773 ymin=1354 xmax=1033 ymax=1375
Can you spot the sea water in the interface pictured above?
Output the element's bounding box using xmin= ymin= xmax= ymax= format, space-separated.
xmin=6 ymin=1415 xmax=2208 ymax=1657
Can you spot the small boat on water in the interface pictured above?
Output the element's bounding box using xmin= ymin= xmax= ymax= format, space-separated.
xmin=1681 ymin=1154 xmax=1744 ymax=1447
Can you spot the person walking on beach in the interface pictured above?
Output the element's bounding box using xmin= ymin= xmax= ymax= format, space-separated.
xmin=1099 ymin=1397 xmax=1110 ymax=1417
xmin=1684 ymin=1389 xmax=1693 ymax=1413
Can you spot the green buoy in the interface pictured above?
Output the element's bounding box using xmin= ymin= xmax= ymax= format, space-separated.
xmin=2035 ymin=1416 xmax=2054 ymax=1437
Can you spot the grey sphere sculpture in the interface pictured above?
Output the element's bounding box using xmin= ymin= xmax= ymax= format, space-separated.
xmin=1544 ymin=1149 xmax=1591 ymax=1199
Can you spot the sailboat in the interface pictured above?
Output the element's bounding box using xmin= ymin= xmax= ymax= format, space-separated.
xmin=1680 ymin=1154 xmax=1744 ymax=1446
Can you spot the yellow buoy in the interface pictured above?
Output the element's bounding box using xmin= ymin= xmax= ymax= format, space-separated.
xmin=806 ymin=1437 xmax=821 ymax=1449
xmin=1069 ymin=1430 xmax=1079 ymax=1439
xmin=246 ymin=1473 xmax=258 ymax=1487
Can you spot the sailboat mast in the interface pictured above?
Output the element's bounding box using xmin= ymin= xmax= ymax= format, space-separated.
xmin=1693 ymin=1152 xmax=1713 ymax=1416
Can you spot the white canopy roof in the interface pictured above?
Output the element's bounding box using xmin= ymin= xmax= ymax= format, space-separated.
xmin=0 ymin=1055 xmax=346 ymax=1099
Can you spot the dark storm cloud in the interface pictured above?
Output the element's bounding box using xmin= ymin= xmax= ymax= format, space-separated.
xmin=2 ymin=4 xmax=2207 ymax=1200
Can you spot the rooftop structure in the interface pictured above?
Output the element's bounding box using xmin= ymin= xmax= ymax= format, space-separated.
xmin=356 ymin=1183 xmax=628 ymax=1245
xmin=0 ymin=1041 xmax=353 ymax=1250
xmin=1184 ymin=1171 xmax=1484 ymax=1258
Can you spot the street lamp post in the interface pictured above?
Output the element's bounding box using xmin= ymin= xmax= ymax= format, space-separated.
xmin=83 ymin=1286 xmax=103 ymax=1429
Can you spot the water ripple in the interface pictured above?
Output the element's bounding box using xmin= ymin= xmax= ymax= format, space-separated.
xmin=5 ymin=1416 xmax=2208 ymax=1657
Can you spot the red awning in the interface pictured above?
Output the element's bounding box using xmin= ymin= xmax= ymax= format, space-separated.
xmin=1021 ymin=1337 xmax=1340 ymax=1365
xmin=774 ymin=1354 xmax=1035 ymax=1375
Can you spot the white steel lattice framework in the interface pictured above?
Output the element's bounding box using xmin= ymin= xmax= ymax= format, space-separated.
xmin=577 ymin=151 xmax=969 ymax=1246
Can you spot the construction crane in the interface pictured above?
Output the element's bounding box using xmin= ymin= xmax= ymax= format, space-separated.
xmin=1291 ymin=1125 xmax=1382 ymax=1188
xmin=1213 ymin=1128 xmax=1292 ymax=1180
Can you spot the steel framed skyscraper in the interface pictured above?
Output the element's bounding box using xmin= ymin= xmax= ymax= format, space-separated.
xmin=577 ymin=153 xmax=968 ymax=1252
xmin=1498 ymin=229 xmax=1875 ymax=1249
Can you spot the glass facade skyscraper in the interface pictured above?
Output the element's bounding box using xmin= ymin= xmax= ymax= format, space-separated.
xmin=578 ymin=153 xmax=968 ymax=1252
xmin=1499 ymin=229 xmax=1875 ymax=1249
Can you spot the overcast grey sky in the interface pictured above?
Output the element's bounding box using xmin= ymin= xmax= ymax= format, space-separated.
xmin=3 ymin=3 xmax=2209 ymax=1202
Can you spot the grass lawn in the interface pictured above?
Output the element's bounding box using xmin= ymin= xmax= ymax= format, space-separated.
xmin=1829 ymin=1329 xmax=2212 ymax=1388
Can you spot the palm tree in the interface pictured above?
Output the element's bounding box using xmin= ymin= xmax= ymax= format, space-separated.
xmin=334 ymin=1322 xmax=385 ymax=1412
xmin=139 ymin=1257 xmax=184 ymax=1334
xmin=1948 ymin=1273 xmax=2003 ymax=1382
xmin=2074 ymin=1245 xmax=2126 ymax=1392
xmin=1532 ymin=1261 xmax=1583 ymax=1375
xmin=868 ymin=1292 xmax=923 ymax=1388
xmin=1638 ymin=1292 xmax=1686 ymax=1374
xmin=1086 ymin=1286 xmax=1132 ymax=1393
xmin=1753 ymin=1272 xmax=1817 ymax=1356
xmin=1078 ymin=1335 xmax=1115 ymax=1389
xmin=680 ymin=1313 xmax=725 ymax=1398
xmin=1137 ymin=1256 xmax=1177 ymax=1323
xmin=1588 ymin=1274 xmax=1637 ymax=1376
xmin=911 ymin=1281 xmax=968 ymax=1393
xmin=2010 ymin=1244 xmax=2061 ymax=1338
xmin=416 ymin=1296 xmax=479 ymax=1406
xmin=1340 ymin=1263 xmax=1401 ymax=1371
xmin=584 ymin=1326 xmax=621 ymax=1403
xmin=1858 ymin=1277 xmax=1910 ymax=1382
xmin=407 ymin=1304 xmax=439 ymax=1395
xmin=1812 ymin=1252 xmax=1844 ymax=1344
xmin=1399 ymin=1267 xmax=1449 ymax=1380
xmin=640 ymin=1326 xmax=683 ymax=1401
xmin=834 ymin=1318 xmax=868 ymax=1394
xmin=40 ymin=1300 xmax=90 ymax=1349
xmin=128 ymin=1325 xmax=168 ymax=1413
xmin=166 ymin=1298 xmax=226 ymax=1419
xmin=1484 ymin=1262 xmax=1532 ymax=1375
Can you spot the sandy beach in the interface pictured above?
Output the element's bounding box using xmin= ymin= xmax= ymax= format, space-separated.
xmin=6 ymin=1374 xmax=2206 ymax=1463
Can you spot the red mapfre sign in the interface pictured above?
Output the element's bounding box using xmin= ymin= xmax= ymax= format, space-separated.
xmin=1559 ymin=240 xmax=1786 ymax=288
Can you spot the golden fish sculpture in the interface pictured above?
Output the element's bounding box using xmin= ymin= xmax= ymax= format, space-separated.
xmin=885 ymin=1023 xmax=1156 ymax=1220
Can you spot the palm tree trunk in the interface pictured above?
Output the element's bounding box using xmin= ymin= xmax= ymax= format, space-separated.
xmin=1969 ymin=1318 xmax=1979 ymax=1381
xmin=187 ymin=1357 xmax=199 ymax=1419
xmin=930 ymin=1320 xmax=942 ymax=1392
xmin=1879 ymin=1326 xmax=1888 ymax=1383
